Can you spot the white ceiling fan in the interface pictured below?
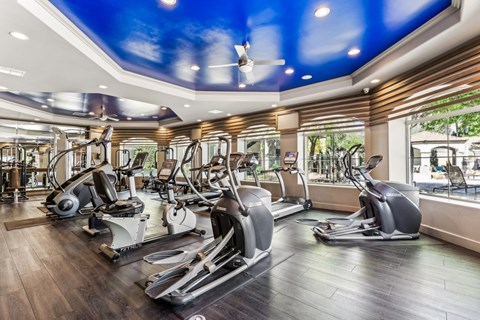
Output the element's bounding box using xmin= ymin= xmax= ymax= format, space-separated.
xmin=73 ymin=105 xmax=119 ymax=121
xmin=208 ymin=42 xmax=285 ymax=82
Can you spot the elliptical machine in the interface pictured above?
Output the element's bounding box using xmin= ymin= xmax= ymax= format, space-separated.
xmin=141 ymin=136 xmax=274 ymax=305
xmin=297 ymin=144 xmax=422 ymax=240
xmin=42 ymin=126 xmax=116 ymax=219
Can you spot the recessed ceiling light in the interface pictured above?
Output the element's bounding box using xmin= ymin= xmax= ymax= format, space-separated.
xmin=302 ymin=75 xmax=312 ymax=80
xmin=239 ymin=83 xmax=246 ymax=88
xmin=119 ymin=98 xmax=125 ymax=102
xmin=271 ymin=104 xmax=278 ymax=107
xmin=208 ymin=110 xmax=223 ymax=114
xmin=47 ymin=98 xmax=55 ymax=102
xmin=127 ymin=117 xmax=132 ymax=120
xmin=314 ymin=7 xmax=330 ymax=18
xmin=0 ymin=86 xmax=8 ymax=90
xmin=197 ymin=119 xmax=202 ymax=122
xmin=348 ymin=48 xmax=361 ymax=56
xmin=0 ymin=65 xmax=26 ymax=77
xmin=160 ymin=0 xmax=177 ymax=5
xmin=190 ymin=64 xmax=200 ymax=71
xmin=41 ymin=105 xmax=48 ymax=109
xmin=98 ymin=84 xmax=108 ymax=89
xmin=227 ymin=113 xmax=232 ymax=116
xmin=184 ymin=104 xmax=190 ymax=108
xmin=371 ymin=79 xmax=380 ymax=84
xmin=161 ymin=106 xmax=168 ymax=110
xmin=88 ymin=111 xmax=95 ymax=115
xmin=34 ymin=118 xmax=40 ymax=121
xmin=285 ymin=68 xmax=294 ymax=75
xmin=9 ymin=31 xmax=29 ymax=40
xmin=152 ymin=116 xmax=159 ymax=119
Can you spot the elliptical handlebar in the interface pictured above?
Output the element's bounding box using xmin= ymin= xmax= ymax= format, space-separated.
xmin=180 ymin=140 xmax=216 ymax=206
xmin=217 ymin=136 xmax=248 ymax=216
xmin=342 ymin=144 xmax=385 ymax=202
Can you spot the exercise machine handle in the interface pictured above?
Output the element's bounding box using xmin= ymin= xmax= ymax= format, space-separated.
xmin=217 ymin=136 xmax=248 ymax=216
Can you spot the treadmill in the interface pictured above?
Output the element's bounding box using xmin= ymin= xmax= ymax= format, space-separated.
xmin=164 ymin=155 xmax=222 ymax=206
xmin=264 ymin=151 xmax=312 ymax=220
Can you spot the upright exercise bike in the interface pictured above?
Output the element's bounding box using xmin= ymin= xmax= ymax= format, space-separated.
xmin=298 ymin=144 xmax=422 ymax=240
xmin=142 ymin=136 xmax=274 ymax=305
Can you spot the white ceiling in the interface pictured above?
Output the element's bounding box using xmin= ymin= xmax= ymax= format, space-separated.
xmin=0 ymin=0 xmax=479 ymax=129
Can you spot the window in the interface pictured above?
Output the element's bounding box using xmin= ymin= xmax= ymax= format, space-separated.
xmin=120 ymin=138 xmax=158 ymax=176
xmin=169 ymin=135 xmax=191 ymax=177
xmin=408 ymin=88 xmax=480 ymax=202
xmin=201 ymin=131 xmax=231 ymax=163
xmin=299 ymin=116 xmax=365 ymax=184
xmin=238 ymin=125 xmax=280 ymax=181
xmin=301 ymin=131 xmax=364 ymax=184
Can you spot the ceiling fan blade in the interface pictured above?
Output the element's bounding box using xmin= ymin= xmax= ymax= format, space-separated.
xmin=245 ymin=70 xmax=255 ymax=81
xmin=255 ymin=59 xmax=286 ymax=66
xmin=234 ymin=45 xmax=246 ymax=58
xmin=72 ymin=112 xmax=87 ymax=116
xmin=208 ymin=63 xmax=238 ymax=69
xmin=108 ymin=114 xmax=118 ymax=117
xmin=107 ymin=116 xmax=119 ymax=122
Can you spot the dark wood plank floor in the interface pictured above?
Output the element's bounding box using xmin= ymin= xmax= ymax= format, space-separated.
xmin=1 ymin=192 xmax=480 ymax=320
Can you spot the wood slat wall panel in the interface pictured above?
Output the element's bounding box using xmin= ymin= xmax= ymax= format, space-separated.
xmin=370 ymin=35 xmax=480 ymax=124
xmin=370 ymin=36 xmax=480 ymax=101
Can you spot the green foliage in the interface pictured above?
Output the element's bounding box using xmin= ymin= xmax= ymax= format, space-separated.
xmin=419 ymin=90 xmax=480 ymax=137
xmin=131 ymin=146 xmax=158 ymax=169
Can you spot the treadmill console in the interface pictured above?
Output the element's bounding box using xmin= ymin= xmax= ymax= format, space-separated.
xmin=283 ymin=152 xmax=298 ymax=165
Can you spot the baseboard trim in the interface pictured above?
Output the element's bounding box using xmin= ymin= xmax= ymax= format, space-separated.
xmin=311 ymin=201 xmax=358 ymax=213
xmin=420 ymin=224 xmax=480 ymax=254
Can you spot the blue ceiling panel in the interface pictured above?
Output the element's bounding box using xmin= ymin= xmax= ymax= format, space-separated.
xmin=0 ymin=92 xmax=179 ymax=122
xmin=50 ymin=0 xmax=452 ymax=91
